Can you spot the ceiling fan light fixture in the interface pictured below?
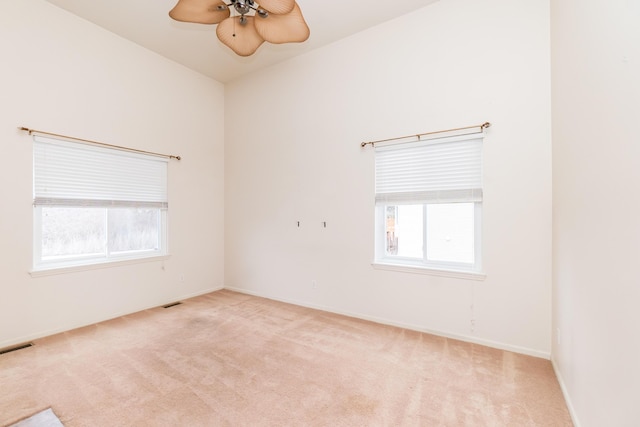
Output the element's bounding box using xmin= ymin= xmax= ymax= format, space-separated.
xmin=169 ymin=0 xmax=309 ymax=56
xmin=231 ymin=0 xmax=253 ymax=15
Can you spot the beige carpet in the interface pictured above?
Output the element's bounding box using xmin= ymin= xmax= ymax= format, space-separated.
xmin=0 ymin=290 xmax=572 ymax=426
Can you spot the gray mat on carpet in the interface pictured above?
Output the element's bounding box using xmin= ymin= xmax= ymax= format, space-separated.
xmin=9 ymin=408 xmax=63 ymax=427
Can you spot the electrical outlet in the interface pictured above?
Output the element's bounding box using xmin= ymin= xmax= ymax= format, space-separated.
xmin=180 ymin=274 xmax=184 ymax=282
xmin=311 ymin=280 xmax=317 ymax=289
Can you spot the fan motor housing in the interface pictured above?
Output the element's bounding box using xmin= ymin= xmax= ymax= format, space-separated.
xmin=231 ymin=0 xmax=254 ymax=15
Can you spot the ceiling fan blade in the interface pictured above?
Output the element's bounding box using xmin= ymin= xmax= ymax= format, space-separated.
xmin=169 ymin=0 xmax=230 ymax=24
xmin=254 ymin=2 xmax=310 ymax=44
xmin=216 ymin=16 xmax=265 ymax=56
xmin=257 ymin=0 xmax=295 ymax=15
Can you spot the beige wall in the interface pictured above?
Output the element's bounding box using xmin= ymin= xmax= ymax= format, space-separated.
xmin=225 ymin=0 xmax=553 ymax=357
xmin=551 ymin=0 xmax=640 ymax=425
xmin=0 ymin=0 xmax=225 ymax=347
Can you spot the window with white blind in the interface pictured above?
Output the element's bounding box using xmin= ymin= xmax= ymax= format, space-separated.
xmin=374 ymin=132 xmax=483 ymax=274
xmin=32 ymin=136 xmax=168 ymax=271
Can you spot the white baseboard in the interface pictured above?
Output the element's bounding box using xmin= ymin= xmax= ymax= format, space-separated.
xmin=223 ymin=286 xmax=551 ymax=360
xmin=551 ymin=357 xmax=581 ymax=427
xmin=0 ymin=285 xmax=224 ymax=350
xmin=177 ymin=285 xmax=225 ymax=302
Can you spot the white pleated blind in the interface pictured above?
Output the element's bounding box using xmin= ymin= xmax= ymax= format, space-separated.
xmin=33 ymin=136 xmax=168 ymax=208
xmin=375 ymin=133 xmax=483 ymax=204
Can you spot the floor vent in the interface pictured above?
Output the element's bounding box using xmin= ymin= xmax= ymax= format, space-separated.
xmin=163 ymin=302 xmax=182 ymax=309
xmin=0 ymin=342 xmax=34 ymax=355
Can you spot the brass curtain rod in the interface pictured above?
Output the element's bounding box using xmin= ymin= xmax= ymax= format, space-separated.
xmin=360 ymin=122 xmax=491 ymax=148
xmin=19 ymin=127 xmax=181 ymax=160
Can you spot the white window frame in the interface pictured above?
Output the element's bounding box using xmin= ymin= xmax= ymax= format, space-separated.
xmin=372 ymin=131 xmax=485 ymax=278
xmin=374 ymin=202 xmax=482 ymax=273
xmin=32 ymin=136 xmax=169 ymax=273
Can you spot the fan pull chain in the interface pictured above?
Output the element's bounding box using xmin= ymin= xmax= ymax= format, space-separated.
xmin=232 ymin=9 xmax=236 ymax=37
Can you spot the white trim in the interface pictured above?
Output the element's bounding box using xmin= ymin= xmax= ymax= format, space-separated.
xmin=0 ymin=285 xmax=224 ymax=350
xmin=30 ymin=254 xmax=171 ymax=277
xmin=551 ymin=357 xmax=582 ymax=427
xmin=372 ymin=261 xmax=486 ymax=281
xmin=224 ymin=286 xmax=548 ymax=359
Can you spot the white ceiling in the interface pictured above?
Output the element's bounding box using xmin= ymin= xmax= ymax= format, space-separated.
xmin=44 ymin=0 xmax=439 ymax=83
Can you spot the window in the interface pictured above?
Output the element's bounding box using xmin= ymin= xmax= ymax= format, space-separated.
xmin=374 ymin=132 xmax=483 ymax=273
xmin=33 ymin=136 xmax=168 ymax=271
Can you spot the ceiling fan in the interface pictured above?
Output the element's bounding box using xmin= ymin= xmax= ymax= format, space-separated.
xmin=169 ymin=0 xmax=310 ymax=57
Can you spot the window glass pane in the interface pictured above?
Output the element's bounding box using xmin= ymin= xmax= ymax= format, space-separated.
xmin=426 ymin=203 xmax=474 ymax=264
xmin=108 ymin=208 xmax=160 ymax=254
xmin=386 ymin=204 xmax=423 ymax=258
xmin=385 ymin=206 xmax=398 ymax=255
xmin=41 ymin=207 xmax=105 ymax=259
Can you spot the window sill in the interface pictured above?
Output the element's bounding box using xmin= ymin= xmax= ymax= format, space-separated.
xmin=30 ymin=254 xmax=170 ymax=278
xmin=372 ymin=261 xmax=486 ymax=281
